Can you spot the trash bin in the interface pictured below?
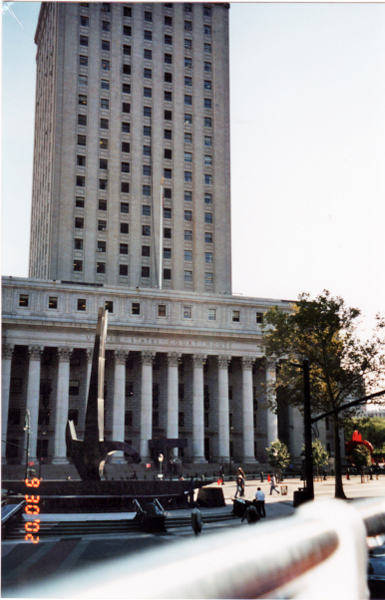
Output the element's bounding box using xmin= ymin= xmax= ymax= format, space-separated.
xmin=293 ymin=488 xmax=311 ymax=507
xmin=280 ymin=485 xmax=288 ymax=495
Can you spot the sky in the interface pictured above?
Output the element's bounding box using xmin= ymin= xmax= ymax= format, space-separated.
xmin=2 ymin=1 xmax=385 ymax=342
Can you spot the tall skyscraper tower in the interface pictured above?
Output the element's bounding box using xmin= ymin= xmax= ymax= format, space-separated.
xmin=29 ymin=2 xmax=231 ymax=294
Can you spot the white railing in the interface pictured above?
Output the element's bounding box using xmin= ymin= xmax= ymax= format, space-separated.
xmin=10 ymin=498 xmax=385 ymax=599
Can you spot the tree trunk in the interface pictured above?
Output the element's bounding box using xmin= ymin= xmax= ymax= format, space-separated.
xmin=333 ymin=417 xmax=346 ymax=499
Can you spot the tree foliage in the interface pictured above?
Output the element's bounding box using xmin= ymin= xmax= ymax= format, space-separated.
xmin=262 ymin=290 xmax=385 ymax=498
xmin=344 ymin=417 xmax=385 ymax=454
xmin=305 ymin=439 xmax=329 ymax=480
xmin=266 ymin=439 xmax=290 ymax=475
xmin=351 ymin=445 xmax=372 ymax=470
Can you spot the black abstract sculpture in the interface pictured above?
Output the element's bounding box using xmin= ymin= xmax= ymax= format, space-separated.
xmin=66 ymin=308 xmax=141 ymax=480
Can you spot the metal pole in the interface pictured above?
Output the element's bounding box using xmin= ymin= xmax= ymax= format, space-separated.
xmin=302 ymin=359 xmax=314 ymax=500
xmin=24 ymin=409 xmax=30 ymax=479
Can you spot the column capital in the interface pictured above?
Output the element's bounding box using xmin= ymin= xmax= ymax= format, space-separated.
xmin=28 ymin=345 xmax=44 ymax=361
xmin=193 ymin=354 xmax=206 ymax=368
xmin=167 ymin=352 xmax=181 ymax=367
xmin=218 ymin=355 xmax=231 ymax=369
xmin=2 ymin=343 xmax=14 ymax=359
xmin=114 ymin=349 xmax=128 ymax=365
xmin=242 ymin=356 xmax=255 ymax=371
xmin=86 ymin=348 xmax=93 ymax=362
xmin=58 ymin=347 xmax=72 ymax=362
xmin=141 ymin=350 xmax=156 ymax=365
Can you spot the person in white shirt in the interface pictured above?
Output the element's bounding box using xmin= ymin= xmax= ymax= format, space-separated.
xmin=254 ymin=487 xmax=266 ymax=518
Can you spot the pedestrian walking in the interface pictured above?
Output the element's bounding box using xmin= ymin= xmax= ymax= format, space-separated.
xmin=191 ymin=503 xmax=203 ymax=535
xmin=254 ymin=487 xmax=266 ymax=518
xmin=235 ymin=473 xmax=243 ymax=498
xmin=269 ymin=474 xmax=280 ymax=495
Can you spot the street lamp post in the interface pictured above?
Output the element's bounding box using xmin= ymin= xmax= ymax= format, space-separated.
xmin=24 ymin=409 xmax=31 ymax=479
xmin=158 ymin=453 xmax=164 ymax=479
xmin=302 ymin=359 xmax=314 ymax=500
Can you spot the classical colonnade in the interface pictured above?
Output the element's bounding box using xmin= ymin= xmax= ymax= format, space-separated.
xmin=2 ymin=343 xmax=278 ymax=465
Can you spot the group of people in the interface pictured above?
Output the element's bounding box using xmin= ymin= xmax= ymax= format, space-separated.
xmin=234 ymin=469 xmax=282 ymax=523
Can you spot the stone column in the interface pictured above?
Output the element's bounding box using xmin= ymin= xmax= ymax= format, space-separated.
xmin=242 ymin=357 xmax=256 ymax=463
xmin=112 ymin=349 xmax=128 ymax=461
xmin=167 ymin=353 xmax=180 ymax=457
xmin=85 ymin=348 xmax=93 ymax=397
xmin=26 ymin=346 xmax=43 ymax=462
xmin=218 ymin=355 xmax=231 ymax=462
xmin=2 ymin=344 xmax=14 ymax=463
xmin=140 ymin=351 xmax=155 ymax=460
xmin=192 ymin=354 xmax=207 ymax=463
xmin=53 ymin=347 xmax=72 ymax=463
xmin=266 ymin=361 xmax=278 ymax=445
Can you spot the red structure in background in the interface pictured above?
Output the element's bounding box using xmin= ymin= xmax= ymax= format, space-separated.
xmin=345 ymin=430 xmax=374 ymax=462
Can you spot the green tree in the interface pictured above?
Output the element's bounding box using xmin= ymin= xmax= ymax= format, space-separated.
xmin=345 ymin=417 xmax=385 ymax=454
xmin=305 ymin=439 xmax=329 ymax=480
xmin=266 ymin=439 xmax=290 ymax=480
xmin=262 ymin=290 xmax=385 ymax=499
xmin=351 ymin=445 xmax=372 ymax=482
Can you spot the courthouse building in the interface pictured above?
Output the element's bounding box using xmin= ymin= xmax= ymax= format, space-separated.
xmin=2 ymin=2 xmax=310 ymax=472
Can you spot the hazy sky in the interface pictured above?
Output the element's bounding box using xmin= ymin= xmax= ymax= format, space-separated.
xmin=2 ymin=1 xmax=385 ymax=340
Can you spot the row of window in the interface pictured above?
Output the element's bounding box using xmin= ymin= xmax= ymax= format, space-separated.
xmin=76 ymin=191 xmax=212 ymax=207
xmin=74 ymin=211 xmax=213 ymax=230
xmin=18 ymin=294 xmax=265 ymax=324
xmin=78 ymin=113 xmax=213 ymax=129
xmin=80 ymin=17 xmax=211 ymax=34
xmin=79 ymin=3 xmax=212 ymax=18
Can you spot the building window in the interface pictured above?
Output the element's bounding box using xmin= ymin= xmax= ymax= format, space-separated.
xmin=142 ymin=225 xmax=151 ymax=236
xmin=184 ymin=20 xmax=192 ymax=31
xmin=179 ymin=412 xmax=185 ymax=428
xmin=158 ymin=304 xmax=166 ymax=317
xmin=98 ymin=220 xmax=107 ymax=231
xmin=76 ymin=176 xmax=85 ymax=187
xmin=144 ymin=68 xmax=152 ymax=79
xmin=121 ymin=162 xmax=130 ymax=173
xmin=74 ymin=238 xmax=83 ymax=250
xmin=19 ymin=294 xmax=29 ymax=307
xmin=100 ymin=118 xmax=109 ymax=129
xmin=204 ymin=136 xmax=212 ymax=147
xmin=99 ymin=199 xmax=107 ymax=211
xmin=144 ymin=29 xmax=152 ymax=41
xmin=123 ymin=44 xmax=131 ymax=55
xmin=164 ymin=188 xmax=172 ymax=199
xmin=142 ymin=245 xmax=150 ymax=257
xmin=122 ymin=103 xmax=131 ymax=114
xmin=184 ymin=191 xmax=192 ymax=202
xmin=164 ymin=148 xmax=172 ymax=159
xmin=143 ymin=126 xmax=151 ymax=137
xmin=256 ymin=312 xmax=264 ymax=324
xmin=204 ymin=43 xmax=211 ymax=53
xmin=163 ymin=268 xmax=172 ymax=280
xmin=144 ymin=48 xmax=152 ymax=60
xmin=142 ymin=205 xmax=151 ymax=216
xmin=164 ymin=91 xmax=172 ymax=102
xmin=205 ymin=117 xmax=212 ymax=127
xmin=184 ymin=76 xmax=192 ymax=87
xmin=184 ymin=270 xmax=193 ymax=282
xmin=204 ymin=155 xmax=212 ymax=166
xmin=122 ymin=141 xmax=130 ymax=152
xmin=232 ymin=310 xmax=240 ymax=323
xmin=123 ymin=64 xmax=131 ymax=75
xmin=122 ymin=122 xmax=130 ymax=133
xmin=73 ymin=259 xmax=83 ymax=272
xmin=132 ymin=302 xmax=140 ymax=315
xmin=164 ymin=34 xmax=172 ymax=45
xmin=205 ymin=193 xmax=212 ymax=204
xmin=184 ymin=152 xmax=192 ymax=163
xmin=184 ymin=210 xmax=192 ymax=221
xmin=205 ymin=174 xmax=212 ymax=185
xmin=141 ymin=266 xmax=150 ymax=278
xmin=76 ymin=196 xmax=84 ymax=208
xmin=75 ymin=217 xmax=84 ymax=228
xmin=208 ymin=308 xmax=216 ymax=321
xmin=97 ymin=240 xmax=106 ymax=252
xmin=164 ymin=110 xmax=172 ymax=120
xmin=143 ymin=165 xmax=151 ymax=176
xmin=69 ymin=380 xmax=80 ymax=395
xmin=99 ymin=179 xmax=107 ymax=190
xmin=143 ymin=185 xmax=151 ymax=196
xmin=184 ymin=250 xmax=192 ymax=261
xmin=163 ymin=207 xmax=172 ymax=219
xmin=144 ymin=10 xmax=152 ymax=22
xmin=164 ymin=15 xmax=172 ymax=26
xmin=99 ymin=158 xmax=108 ymax=170
xmin=205 ymin=252 xmax=213 ymax=263
xmin=164 ymin=129 xmax=172 ymax=140
xmin=184 ymin=230 xmax=192 ymax=241
xmin=119 ymin=264 xmax=128 ymax=276
xmin=205 ymin=232 xmax=212 ymax=243
xmin=80 ymin=36 xmax=89 ymax=47
xmin=78 ymin=114 xmax=87 ymax=126
xmin=120 ymin=223 xmax=129 ymax=234
xmin=105 ymin=300 xmax=113 ymax=313
xmin=164 ymin=228 xmax=172 ymax=239
xmin=122 ymin=83 xmax=131 ymax=95
xmin=101 ymin=59 xmax=110 ymax=71
xmin=123 ymin=25 xmax=131 ymax=36
xmin=77 ymin=155 xmax=86 ymax=167
xmin=78 ymin=135 xmax=86 ymax=146
xmin=78 ymin=94 xmax=87 ymax=106
xmin=121 ymin=182 xmax=129 ymax=193
xmin=183 ymin=306 xmax=192 ymax=319
xmin=102 ymin=39 xmax=110 ymax=51
xmin=184 ymin=95 xmax=192 ymax=106
xmin=79 ymin=73 xmax=88 ymax=84
xmin=184 ymin=57 xmax=192 ymax=68
xmin=143 ymin=145 xmax=151 ymax=157
xmin=184 ymin=172 xmax=192 ymax=183
xmin=79 ymin=55 xmax=88 ymax=66
xmin=185 ymin=133 xmax=192 ymax=144
xmin=163 ymin=168 xmax=172 ymax=179
xmin=204 ymin=98 xmax=212 ymax=109
xmin=120 ymin=243 xmax=128 ymax=254
xmin=163 ymin=247 xmax=171 ymax=259
xmin=97 ymin=262 xmax=106 ymax=274
xmin=100 ymin=138 xmax=108 ymax=149
xmin=125 ymin=411 xmax=133 ymax=427
xmin=101 ymin=98 xmax=109 ymax=110
xmin=164 ymin=53 xmax=172 ymax=64
xmin=204 ymin=61 xmax=212 ymax=72
xmin=184 ymin=39 xmax=192 ymax=49
xmin=77 ymin=298 xmax=86 ymax=311
xmin=205 ymin=272 xmax=213 ymax=284
xmin=185 ymin=113 xmax=192 ymax=124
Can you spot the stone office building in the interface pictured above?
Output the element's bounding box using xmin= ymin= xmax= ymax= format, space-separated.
xmin=2 ymin=3 xmax=309 ymax=473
